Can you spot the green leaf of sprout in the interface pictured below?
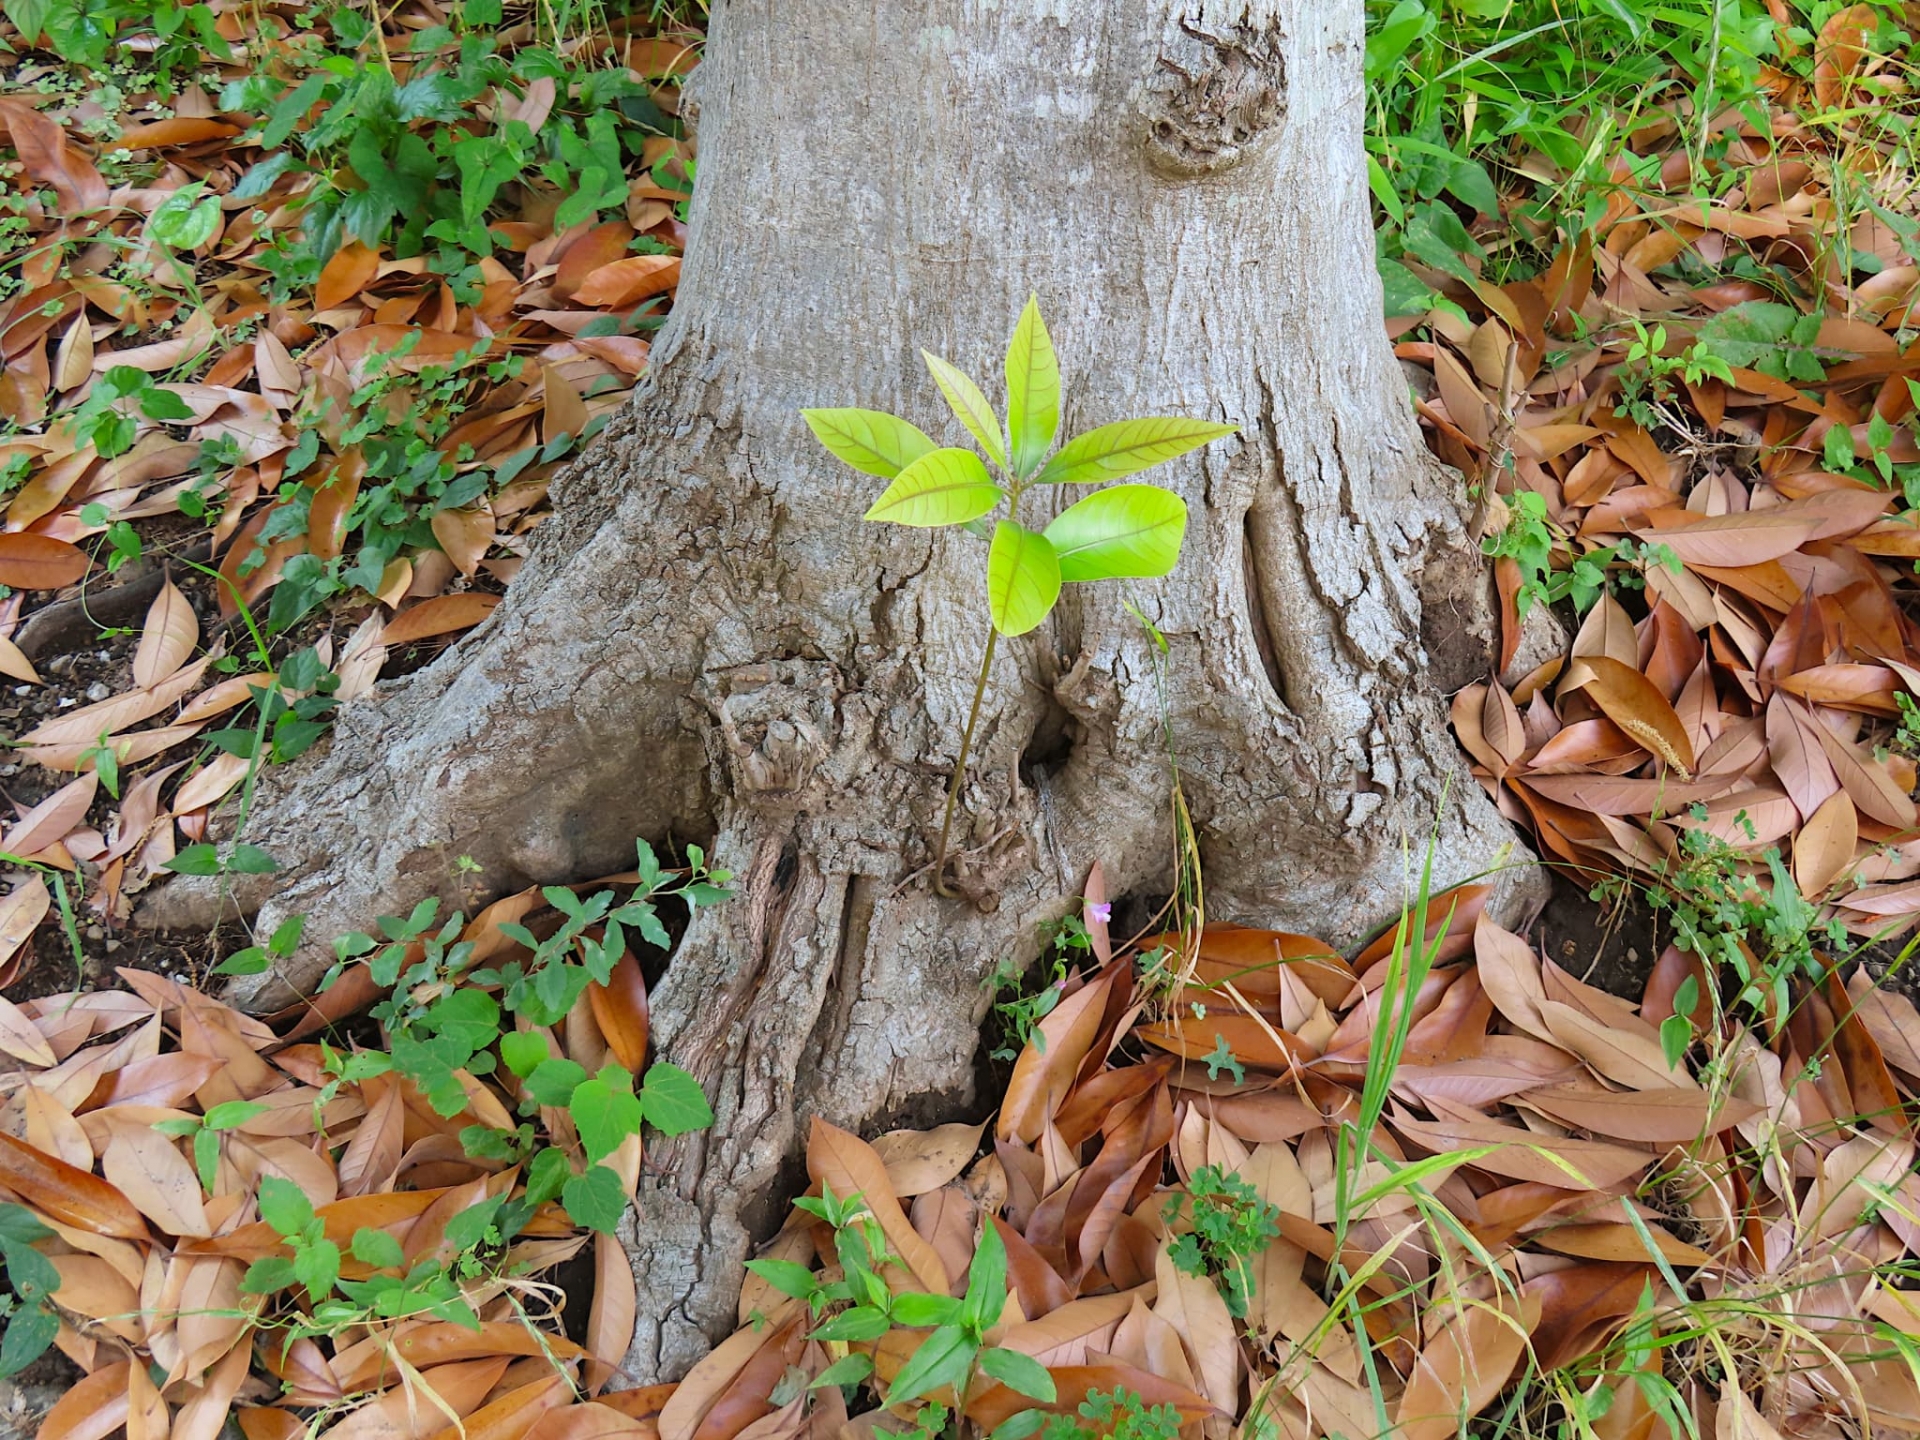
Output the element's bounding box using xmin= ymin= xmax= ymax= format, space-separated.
xmin=986 ymin=521 xmax=1061 ymax=637
xmin=802 ymin=408 xmax=937 ymax=479
xmin=1034 ymin=417 xmax=1236 ymax=486
xmin=862 ymin=448 xmax=1004 ymax=527
xmin=1004 ymin=296 xmax=1060 ymax=479
xmin=922 ymin=351 xmax=1007 ymax=470
xmin=1043 ymin=484 xmax=1187 ymax=583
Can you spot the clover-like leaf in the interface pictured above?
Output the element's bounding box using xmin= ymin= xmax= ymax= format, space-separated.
xmin=863 ymin=448 xmax=1004 ymax=527
xmin=987 ymin=521 xmax=1061 ymax=637
xmin=1004 ymin=296 xmax=1060 ymax=479
xmin=1035 ymin=416 xmax=1237 ymax=485
xmin=1043 ymin=483 xmax=1187 ymax=583
xmin=802 ymin=408 xmax=937 ymax=478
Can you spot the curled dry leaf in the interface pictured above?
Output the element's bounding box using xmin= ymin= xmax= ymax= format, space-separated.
xmin=870 ymin=1120 xmax=988 ymax=1199
xmin=0 ymin=1130 xmax=148 ymax=1237
xmin=383 ymin=592 xmax=502 ymax=646
xmin=1562 ymin=655 xmax=1694 ymax=775
xmin=1395 ymin=1289 xmax=1542 ymax=1440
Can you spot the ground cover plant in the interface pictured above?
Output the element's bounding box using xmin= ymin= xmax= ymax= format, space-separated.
xmin=1392 ymin=3 xmax=1920 ymax=956
xmin=0 ymin=0 xmax=697 ymax=979
xmin=3 ymin=1 xmax=1920 ymax=1440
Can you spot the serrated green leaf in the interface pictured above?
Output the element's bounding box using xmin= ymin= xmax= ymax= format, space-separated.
xmin=571 ymin=1073 xmax=645 ymax=1162
xmin=977 ymin=1347 xmax=1056 ymax=1402
xmin=922 ymin=351 xmax=1007 ymax=470
xmin=986 ymin=522 xmax=1060 ymax=637
xmin=524 ymin=1057 xmax=588 ymax=1107
xmin=1034 ymin=417 xmax=1236 ymax=486
xmin=802 ymin=408 xmax=937 ymax=479
xmin=421 ymin=989 xmax=498 ymax=1053
xmin=293 ymin=1236 xmax=340 ymax=1302
xmin=525 ymin=1147 xmax=572 ymax=1207
xmin=240 ymin=1255 xmax=298 ymax=1295
xmin=862 ymin=448 xmax=1003 ymax=527
xmin=499 ymin=1031 xmax=549 ymax=1079
xmin=561 ymin=1164 xmax=628 ymax=1233
xmin=1004 ymin=297 xmax=1060 ymax=479
xmin=639 ymin=1062 xmax=713 ymax=1136
xmin=258 ymin=1176 xmax=315 ymax=1238
xmin=351 ymin=1227 xmax=406 ymax=1269
xmin=1042 ymin=484 xmax=1187 ymax=583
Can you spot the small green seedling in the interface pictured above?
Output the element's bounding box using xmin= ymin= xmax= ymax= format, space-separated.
xmin=803 ymin=297 xmax=1236 ymax=893
xmin=1163 ymin=1163 xmax=1279 ymax=1319
xmin=0 ymin=1203 xmax=59 ymax=1379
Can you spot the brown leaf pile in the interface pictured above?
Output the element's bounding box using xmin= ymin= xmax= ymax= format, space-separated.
xmin=0 ymin=5 xmax=694 ymax=980
xmin=677 ymin=891 xmax=1920 ymax=1440
xmin=0 ymin=879 xmax=666 ymax=1440
xmin=1395 ymin=43 xmax=1920 ymax=931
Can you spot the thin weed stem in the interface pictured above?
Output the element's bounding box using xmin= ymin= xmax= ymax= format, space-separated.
xmin=933 ymin=627 xmax=997 ymax=898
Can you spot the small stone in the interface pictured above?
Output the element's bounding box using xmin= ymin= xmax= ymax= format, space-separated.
xmin=104 ymin=939 xmax=120 ymax=953
xmin=11 ymin=686 xmax=28 ymax=696
xmin=85 ymin=682 xmax=111 ymax=702
xmin=0 ymin=765 xmax=14 ymax=777
xmin=85 ymin=925 xmax=103 ymax=941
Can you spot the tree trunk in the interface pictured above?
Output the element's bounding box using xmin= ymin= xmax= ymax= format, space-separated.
xmin=149 ymin=0 xmax=1533 ymax=1385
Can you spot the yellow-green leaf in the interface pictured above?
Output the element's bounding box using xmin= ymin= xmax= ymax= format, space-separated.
xmin=863 ymin=448 xmax=1004 ymax=526
xmin=922 ymin=351 xmax=1007 ymax=471
xmin=1043 ymin=484 xmax=1187 ymax=582
xmin=1035 ymin=416 xmax=1237 ymax=485
xmin=987 ymin=521 xmax=1061 ymax=636
xmin=802 ymin=408 xmax=937 ymax=478
xmin=1004 ymin=296 xmax=1060 ymax=479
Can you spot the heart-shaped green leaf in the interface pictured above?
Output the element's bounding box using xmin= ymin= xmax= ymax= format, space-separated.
xmin=802 ymin=407 xmax=937 ymax=478
xmin=1035 ymin=416 xmax=1237 ymax=485
xmin=1004 ymin=296 xmax=1060 ymax=479
xmin=863 ymin=448 xmax=1004 ymax=526
xmin=987 ymin=521 xmax=1061 ymax=636
xmin=922 ymin=351 xmax=1007 ymax=471
xmin=1043 ymin=484 xmax=1187 ymax=582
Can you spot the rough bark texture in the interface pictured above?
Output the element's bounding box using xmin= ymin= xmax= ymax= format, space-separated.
xmin=148 ymin=0 xmax=1535 ymax=1386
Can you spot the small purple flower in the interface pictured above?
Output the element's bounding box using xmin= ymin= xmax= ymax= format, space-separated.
xmin=1085 ymin=901 xmax=1112 ymax=925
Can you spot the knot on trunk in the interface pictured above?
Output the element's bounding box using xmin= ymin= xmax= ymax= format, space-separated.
xmin=703 ymin=659 xmax=841 ymax=796
xmin=1140 ymin=18 xmax=1286 ymax=176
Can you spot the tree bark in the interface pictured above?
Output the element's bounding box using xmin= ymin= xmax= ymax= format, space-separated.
xmin=149 ymin=0 xmax=1534 ymax=1385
